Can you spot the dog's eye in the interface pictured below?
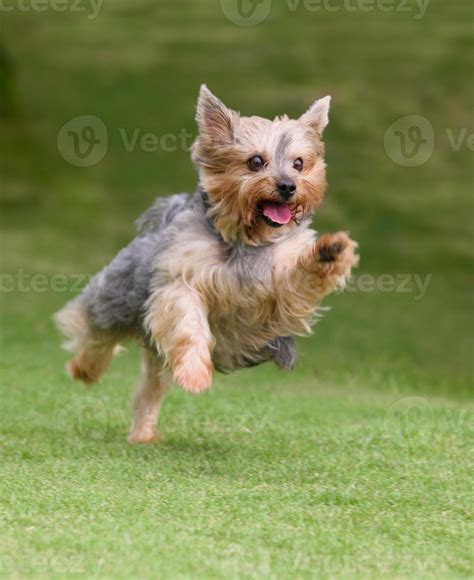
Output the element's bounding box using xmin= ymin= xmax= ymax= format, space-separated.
xmin=247 ymin=155 xmax=265 ymax=172
xmin=293 ymin=158 xmax=303 ymax=172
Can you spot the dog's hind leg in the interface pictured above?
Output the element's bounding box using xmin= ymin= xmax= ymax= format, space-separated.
xmin=128 ymin=348 xmax=169 ymax=444
xmin=67 ymin=341 xmax=117 ymax=385
xmin=54 ymin=300 xmax=118 ymax=385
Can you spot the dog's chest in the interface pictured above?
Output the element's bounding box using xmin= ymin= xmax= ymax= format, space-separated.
xmin=208 ymin=245 xmax=287 ymax=369
xmin=224 ymin=243 xmax=273 ymax=288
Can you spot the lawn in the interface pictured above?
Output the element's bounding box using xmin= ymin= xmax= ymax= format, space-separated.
xmin=1 ymin=0 xmax=473 ymax=578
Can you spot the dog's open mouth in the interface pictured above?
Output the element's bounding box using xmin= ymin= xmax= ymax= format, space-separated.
xmin=260 ymin=201 xmax=293 ymax=228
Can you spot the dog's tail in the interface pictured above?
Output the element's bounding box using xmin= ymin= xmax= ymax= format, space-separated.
xmin=54 ymin=298 xmax=90 ymax=353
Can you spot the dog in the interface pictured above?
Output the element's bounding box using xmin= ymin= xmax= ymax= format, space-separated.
xmin=55 ymin=85 xmax=359 ymax=444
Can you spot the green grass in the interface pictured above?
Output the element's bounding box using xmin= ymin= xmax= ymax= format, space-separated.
xmin=1 ymin=0 xmax=473 ymax=578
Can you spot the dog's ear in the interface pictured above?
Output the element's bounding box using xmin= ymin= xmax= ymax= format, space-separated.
xmin=196 ymin=85 xmax=237 ymax=145
xmin=299 ymin=95 xmax=331 ymax=134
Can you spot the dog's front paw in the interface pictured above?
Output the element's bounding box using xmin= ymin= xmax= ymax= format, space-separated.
xmin=173 ymin=359 xmax=213 ymax=394
xmin=313 ymin=232 xmax=359 ymax=281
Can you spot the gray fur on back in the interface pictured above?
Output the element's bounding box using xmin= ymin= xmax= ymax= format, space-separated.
xmin=82 ymin=193 xmax=192 ymax=336
xmin=78 ymin=191 xmax=297 ymax=370
xmin=135 ymin=192 xmax=189 ymax=236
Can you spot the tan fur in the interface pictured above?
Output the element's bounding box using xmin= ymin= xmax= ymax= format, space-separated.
xmin=193 ymin=113 xmax=327 ymax=246
xmin=145 ymin=87 xmax=358 ymax=390
xmin=128 ymin=348 xmax=169 ymax=444
xmin=145 ymin=280 xmax=215 ymax=393
xmin=54 ymin=301 xmax=118 ymax=384
xmin=56 ymin=86 xmax=359 ymax=443
xmin=145 ymin=223 xmax=358 ymax=382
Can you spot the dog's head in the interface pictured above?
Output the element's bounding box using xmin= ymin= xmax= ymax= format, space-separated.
xmin=192 ymin=85 xmax=330 ymax=245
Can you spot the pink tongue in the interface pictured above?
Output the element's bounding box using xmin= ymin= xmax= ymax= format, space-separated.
xmin=262 ymin=202 xmax=292 ymax=225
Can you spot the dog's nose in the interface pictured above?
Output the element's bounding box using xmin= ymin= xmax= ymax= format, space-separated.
xmin=276 ymin=179 xmax=296 ymax=200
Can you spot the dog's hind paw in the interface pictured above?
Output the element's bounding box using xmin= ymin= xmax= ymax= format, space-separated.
xmin=128 ymin=428 xmax=162 ymax=445
xmin=67 ymin=358 xmax=97 ymax=385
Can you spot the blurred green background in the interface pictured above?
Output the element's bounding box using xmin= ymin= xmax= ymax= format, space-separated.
xmin=0 ymin=1 xmax=473 ymax=578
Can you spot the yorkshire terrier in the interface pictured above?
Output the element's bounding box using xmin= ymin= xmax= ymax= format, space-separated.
xmin=55 ymin=85 xmax=359 ymax=444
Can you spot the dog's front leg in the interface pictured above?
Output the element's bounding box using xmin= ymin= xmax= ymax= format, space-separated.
xmin=298 ymin=231 xmax=359 ymax=298
xmin=145 ymin=283 xmax=214 ymax=394
xmin=275 ymin=232 xmax=358 ymax=328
